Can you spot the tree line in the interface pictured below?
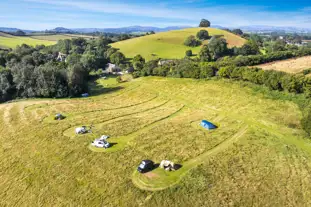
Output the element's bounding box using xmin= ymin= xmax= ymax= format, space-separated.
xmin=0 ymin=36 xmax=127 ymax=102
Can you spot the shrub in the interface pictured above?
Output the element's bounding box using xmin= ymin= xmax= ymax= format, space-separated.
xmin=185 ymin=50 xmax=193 ymax=57
xmin=196 ymin=30 xmax=209 ymax=40
xmin=184 ymin=36 xmax=201 ymax=47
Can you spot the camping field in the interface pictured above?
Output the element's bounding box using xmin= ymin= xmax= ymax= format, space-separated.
xmin=0 ymin=32 xmax=55 ymax=49
xmin=1 ymin=76 xmax=311 ymax=206
xmin=111 ymin=28 xmax=246 ymax=61
xmin=256 ymin=55 xmax=311 ymax=74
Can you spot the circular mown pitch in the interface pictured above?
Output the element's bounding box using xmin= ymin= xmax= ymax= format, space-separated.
xmin=132 ymin=167 xmax=185 ymax=191
xmin=87 ymin=136 xmax=130 ymax=153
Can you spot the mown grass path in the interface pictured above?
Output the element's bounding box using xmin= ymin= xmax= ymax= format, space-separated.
xmin=132 ymin=126 xmax=248 ymax=191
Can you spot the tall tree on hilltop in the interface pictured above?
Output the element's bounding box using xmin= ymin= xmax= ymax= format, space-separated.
xmin=199 ymin=19 xmax=211 ymax=27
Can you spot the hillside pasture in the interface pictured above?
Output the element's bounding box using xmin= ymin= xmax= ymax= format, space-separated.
xmin=1 ymin=77 xmax=311 ymax=206
xmin=111 ymin=27 xmax=246 ymax=60
xmin=256 ymin=55 xmax=311 ymax=74
xmin=29 ymin=34 xmax=94 ymax=41
xmin=0 ymin=33 xmax=55 ymax=49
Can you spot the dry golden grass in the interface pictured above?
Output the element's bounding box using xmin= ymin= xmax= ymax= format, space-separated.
xmin=257 ymin=55 xmax=311 ymax=73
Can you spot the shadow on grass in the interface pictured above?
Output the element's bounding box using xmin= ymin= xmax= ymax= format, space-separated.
xmin=89 ymin=82 xmax=124 ymax=97
xmin=108 ymin=142 xmax=118 ymax=148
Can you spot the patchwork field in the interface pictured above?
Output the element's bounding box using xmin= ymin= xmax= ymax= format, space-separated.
xmin=111 ymin=27 xmax=246 ymax=60
xmin=256 ymin=55 xmax=311 ymax=73
xmin=30 ymin=34 xmax=94 ymax=41
xmin=0 ymin=32 xmax=94 ymax=49
xmin=1 ymin=76 xmax=311 ymax=206
xmin=0 ymin=32 xmax=56 ymax=49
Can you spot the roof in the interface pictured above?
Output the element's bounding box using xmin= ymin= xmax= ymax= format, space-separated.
xmin=142 ymin=160 xmax=153 ymax=164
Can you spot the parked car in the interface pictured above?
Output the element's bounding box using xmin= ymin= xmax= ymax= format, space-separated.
xmin=91 ymin=139 xmax=111 ymax=149
xmin=137 ymin=160 xmax=154 ymax=173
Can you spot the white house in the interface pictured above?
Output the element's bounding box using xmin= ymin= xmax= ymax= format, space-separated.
xmin=56 ymin=52 xmax=67 ymax=62
xmin=104 ymin=63 xmax=121 ymax=74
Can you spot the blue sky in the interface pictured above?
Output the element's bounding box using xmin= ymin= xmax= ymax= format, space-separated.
xmin=0 ymin=0 xmax=310 ymax=29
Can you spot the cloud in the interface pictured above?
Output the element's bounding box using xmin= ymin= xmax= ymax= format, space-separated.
xmin=16 ymin=0 xmax=311 ymax=28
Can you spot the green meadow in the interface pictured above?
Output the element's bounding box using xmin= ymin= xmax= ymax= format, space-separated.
xmin=1 ymin=76 xmax=311 ymax=206
xmin=111 ymin=27 xmax=246 ymax=60
xmin=0 ymin=32 xmax=55 ymax=48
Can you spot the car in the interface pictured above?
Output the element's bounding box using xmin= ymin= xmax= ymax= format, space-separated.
xmin=91 ymin=140 xmax=111 ymax=149
xmin=137 ymin=160 xmax=154 ymax=173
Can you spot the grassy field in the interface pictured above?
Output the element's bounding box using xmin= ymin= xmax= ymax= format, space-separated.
xmin=0 ymin=32 xmax=94 ymax=49
xmin=0 ymin=32 xmax=56 ymax=48
xmin=29 ymin=34 xmax=94 ymax=41
xmin=1 ymin=76 xmax=311 ymax=206
xmin=111 ymin=27 xmax=246 ymax=61
xmin=256 ymin=55 xmax=311 ymax=74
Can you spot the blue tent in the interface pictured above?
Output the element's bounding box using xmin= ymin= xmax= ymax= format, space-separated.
xmin=200 ymin=120 xmax=217 ymax=130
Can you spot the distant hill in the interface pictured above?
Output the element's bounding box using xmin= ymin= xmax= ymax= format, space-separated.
xmin=73 ymin=26 xmax=191 ymax=34
xmin=2 ymin=25 xmax=311 ymax=35
xmin=238 ymin=25 xmax=311 ymax=33
xmin=111 ymin=27 xmax=246 ymax=61
xmin=0 ymin=27 xmax=34 ymax=34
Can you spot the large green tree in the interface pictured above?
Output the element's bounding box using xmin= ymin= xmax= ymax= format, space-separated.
xmin=110 ymin=51 xmax=126 ymax=65
xmin=196 ymin=30 xmax=209 ymax=40
xmin=199 ymin=45 xmax=211 ymax=62
xmin=199 ymin=19 xmax=211 ymax=27
xmin=184 ymin=35 xmax=201 ymax=47
xmin=208 ymin=36 xmax=228 ymax=59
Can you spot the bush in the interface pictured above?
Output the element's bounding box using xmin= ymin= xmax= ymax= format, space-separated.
xmin=185 ymin=50 xmax=193 ymax=57
xmin=196 ymin=30 xmax=209 ymax=40
xmin=184 ymin=36 xmax=201 ymax=47
xmin=116 ymin=76 xmax=122 ymax=83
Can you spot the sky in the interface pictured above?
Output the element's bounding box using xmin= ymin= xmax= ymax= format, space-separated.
xmin=0 ymin=0 xmax=310 ymax=30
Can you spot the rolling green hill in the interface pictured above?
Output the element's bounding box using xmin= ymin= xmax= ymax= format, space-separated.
xmin=1 ymin=76 xmax=311 ymax=206
xmin=111 ymin=27 xmax=246 ymax=60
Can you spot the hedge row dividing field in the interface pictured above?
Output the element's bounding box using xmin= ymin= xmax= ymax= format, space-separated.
xmin=1 ymin=77 xmax=311 ymax=206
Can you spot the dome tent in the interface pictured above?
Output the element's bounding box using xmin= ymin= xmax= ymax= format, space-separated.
xmin=200 ymin=120 xmax=217 ymax=130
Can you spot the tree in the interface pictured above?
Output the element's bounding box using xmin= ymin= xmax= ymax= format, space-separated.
xmin=133 ymin=54 xmax=145 ymax=64
xmin=0 ymin=69 xmax=15 ymax=102
xmin=67 ymin=64 xmax=88 ymax=96
xmin=185 ymin=50 xmax=192 ymax=57
xmin=232 ymin=29 xmax=243 ymax=36
xmin=110 ymin=51 xmax=126 ymax=65
xmin=196 ymin=30 xmax=209 ymax=40
xmin=150 ymin=31 xmax=155 ymax=34
xmin=199 ymin=19 xmax=211 ymax=27
xmin=208 ymin=36 xmax=228 ymax=60
xmin=184 ymin=35 xmax=201 ymax=47
xmin=34 ymin=62 xmax=68 ymax=98
xmin=105 ymin=48 xmax=118 ymax=59
xmin=199 ymin=45 xmax=211 ymax=61
xmin=200 ymin=63 xmax=217 ymax=78
xmin=81 ymin=52 xmax=97 ymax=71
xmin=238 ymin=40 xmax=260 ymax=55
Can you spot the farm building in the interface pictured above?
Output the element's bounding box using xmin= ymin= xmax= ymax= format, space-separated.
xmin=56 ymin=52 xmax=67 ymax=62
xmin=201 ymin=120 xmax=217 ymax=130
xmin=158 ymin=60 xmax=174 ymax=66
xmin=104 ymin=63 xmax=121 ymax=74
